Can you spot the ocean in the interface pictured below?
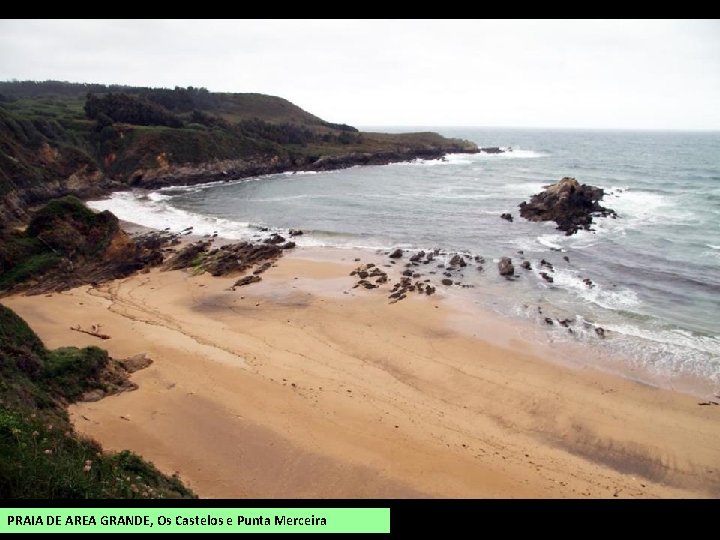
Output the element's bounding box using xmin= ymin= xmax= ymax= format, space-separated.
xmin=88 ymin=127 xmax=720 ymax=397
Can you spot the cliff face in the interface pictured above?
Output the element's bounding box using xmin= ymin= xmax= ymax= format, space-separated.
xmin=123 ymin=137 xmax=478 ymax=190
xmin=0 ymin=82 xmax=479 ymax=223
xmin=0 ymin=196 xmax=184 ymax=294
xmin=0 ymin=107 xmax=105 ymax=223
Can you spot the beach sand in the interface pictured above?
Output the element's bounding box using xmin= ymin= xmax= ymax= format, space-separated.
xmin=4 ymin=247 xmax=719 ymax=498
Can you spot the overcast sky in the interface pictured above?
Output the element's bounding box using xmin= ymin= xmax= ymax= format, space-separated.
xmin=1 ymin=19 xmax=718 ymax=129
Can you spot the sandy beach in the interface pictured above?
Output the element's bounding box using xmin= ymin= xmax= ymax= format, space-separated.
xmin=4 ymin=246 xmax=719 ymax=498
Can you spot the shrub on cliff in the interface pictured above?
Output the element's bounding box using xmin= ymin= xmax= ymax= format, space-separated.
xmin=27 ymin=195 xmax=120 ymax=258
xmin=85 ymin=93 xmax=183 ymax=129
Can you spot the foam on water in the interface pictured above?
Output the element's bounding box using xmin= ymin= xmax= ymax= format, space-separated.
xmin=543 ymin=267 xmax=641 ymax=311
xmin=391 ymin=148 xmax=547 ymax=167
xmin=88 ymin=192 xmax=255 ymax=239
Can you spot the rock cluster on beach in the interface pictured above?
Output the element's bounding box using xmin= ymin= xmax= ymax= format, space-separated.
xmin=349 ymin=259 xmax=437 ymax=304
xmin=518 ymin=177 xmax=617 ymax=235
xmin=348 ymin=246 xmax=610 ymax=339
xmin=349 ymin=248 xmax=483 ymax=304
xmin=163 ymin=237 xmax=290 ymax=283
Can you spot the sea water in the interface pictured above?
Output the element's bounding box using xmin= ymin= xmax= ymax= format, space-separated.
xmin=88 ymin=128 xmax=720 ymax=396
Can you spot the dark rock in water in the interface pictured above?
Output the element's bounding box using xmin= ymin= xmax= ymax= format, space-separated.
xmin=264 ymin=234 xmax=286 ymax=244
xmin=477 ymin=265 xmax=484 ymax=272
xmin=402 ymin=269 xmax=414 ymax=277
xmin=389 ymin=248 xmax=403 ymax=259
xmin=518 ymin=177 xmax=617 ymax=235
xmin=449 ymin=254 xmax=467 ymax=267
xmin=521 ymin=260 xmax=532 ymax=270
xmin=540 ymin=259 xmax=554 ymax=271
xmin=540 ymin=272 xmax=554 ymax=283
xmin=281 ymin=241 xmax=296 ymax=249
xmin=409 ymin=251 xmax=425 ymax=262
xmin=234 ymin=275 xmax=261 ymax=288
xmin=563 ymin=255 xmax=570 ymax=262
xmin=288 ymin=229 xmax=304 ymax=236
xmin=425 ymin=285 xmax=436 ymax=295
xmin=558 ymin=319 xmax=571 ymax=327
xmin=376 ymin=275 xmax=388 ymax=284
xmin=480 ymin=146 xmax=504 ymax=154
xmin=441 ymin=278 xmax=453 ymax=286
xmin=500 ymin=212 xmax=514 ymax=222
xmin=595 ymin=327 xmax=606 ymax=338
xmin=544 ymin=317 xmax=554 ymax=325
xmin=358 ymin=270 xmax=369 ymax=279
xmin=498 ymin=257 xmax=514 ymax=277
xmin=474 ymin=255 xmax=485 ymax=264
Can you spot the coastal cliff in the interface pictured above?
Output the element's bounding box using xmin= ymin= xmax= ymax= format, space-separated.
xmin=0 ymin=81 xmax=477 ymax=223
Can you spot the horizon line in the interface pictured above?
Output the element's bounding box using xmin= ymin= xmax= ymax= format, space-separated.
xmin=357 ymin=125 xmax=720 ymax=133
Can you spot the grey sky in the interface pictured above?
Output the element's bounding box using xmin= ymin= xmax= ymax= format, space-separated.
xmin=1 ymin=19 xmax=719 ymax=129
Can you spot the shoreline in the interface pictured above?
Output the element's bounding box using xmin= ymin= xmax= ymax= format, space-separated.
xmin=108 ymin=196 xmax=716 ymax=401
xmin=3 ymin=238 xmax=719 ymax=498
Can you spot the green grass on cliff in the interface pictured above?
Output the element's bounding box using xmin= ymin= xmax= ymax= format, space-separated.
xmin=0 ymin=81 xmax=476 ymax=179
xmin=0 ymin=80 xmax=477 ymax=227
xmin=0 ymin=196 xmax=121 ymax=291
xmin=0 ymin=303 xmax=196 ymax=499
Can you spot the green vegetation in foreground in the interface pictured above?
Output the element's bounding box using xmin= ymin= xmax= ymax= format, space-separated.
xmin=0 ymin=304 xmax=196 ymax=498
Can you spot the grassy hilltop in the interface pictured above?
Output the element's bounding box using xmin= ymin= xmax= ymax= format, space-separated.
xmin=0 ymin=80 xmax=476 ymax=222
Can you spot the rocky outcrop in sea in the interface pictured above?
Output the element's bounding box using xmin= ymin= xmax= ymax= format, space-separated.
xmin=518 ymin=177 xmax=617 ymax=235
